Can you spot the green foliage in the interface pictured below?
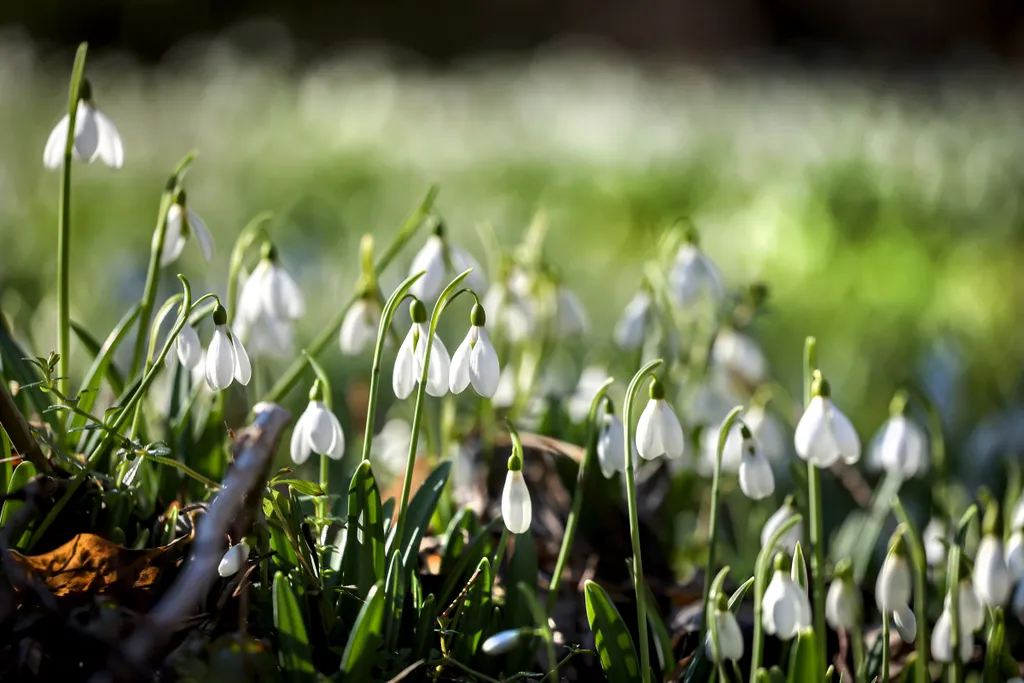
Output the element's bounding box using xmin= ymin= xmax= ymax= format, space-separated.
xmin=273 ymin=571 xmax=316 ymax=683
xmin=340 ymin=582 xmax=386 ymax=680
xmin=585 ymin=579 xmax=641 ymax=683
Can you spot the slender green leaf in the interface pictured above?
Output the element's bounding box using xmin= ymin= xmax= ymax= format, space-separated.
xmin=453 ymin=557 xmax=492 ymax=661
xmin=382 ymin=497 xmax=396 ymax=533
xmin=272 ymin=479 xmax=326 ymax=497
xmin=982 ymin=608 xmax=1004 ymax=683
xmin=439 ymin=517 xmax=501 ymax=607
xmin=899 ymin=653 xmax=919 ymax=683
xmin=383 ymin=549 xmax=406 ymax=652
xmin=341 ymin=461 xmax=386 ymax=596
xmin=273 ymin=571 xmax=315 ymax=683
xmin=728 ymin=578 xmax=755 ymax=610
xmin=441 ymin=507 xmax=479 ymax=575
xmin=791 ymin=542 xmax=808 ymax=591
xmin=643 ymin=584 xmax=675 ymax=676
xmin=787 ymin=628 xmax=821 ymax=683
xmin=1 ymin=461 xmax=37 ymax=547
xmin=413 ymin=593 xmax=437 ymax=660
xmin=1 ymin=424 xmax=11 ymax=493
xmin=503 ymin=529 xmax=538 ymax=629
xmin=340 ymin=582 xmax=385 ymax=679
xmin=0 ymin=318 xmax=52 ymax=433
xmin=265 ymin=493 xmax=299 ymax=570
xmin=584 ymin=579 xmax=641 ymax=683
xmin=397 ymin=461 xmax=451 ymax=568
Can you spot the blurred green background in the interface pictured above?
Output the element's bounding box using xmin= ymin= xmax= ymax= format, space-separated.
xmin=2 ymin=31 xmax=1024 ymax=472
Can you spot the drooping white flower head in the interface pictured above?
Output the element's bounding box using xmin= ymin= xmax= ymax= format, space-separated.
xmin=945 ymin=577 xmax=985 ymax=634
xmin=218 ymin=541 xmax=250 ymax=577
xmin=555 ymin=286 xmax=589 ymax=338
xmin=339 ymin=297 xmax=381 ymax=356
xmin=160 ymin=190 xmax=214 ymax=267
xmin=761 ymin=499 xmax=802 ymax=554
xmin=699 ymin=403 xmax=787 ymax=475
xmin=43 ymin=81 xmax=124 ymax=170
xmin=668 ymin=239 xmax=724 ymax=310
xmin=794 ymin=374 xmax=861 ymax=467
xmin=635 ymin=377 xmax=685 ymax=461
xmin=711 ymin=327 xmax=768 ymax=387
xmin=868 ymin=395 xmax=928 ymax=477
xmin=501 ymin=432 xmax=532 ymax=534
xmin=1007 ymin=529 xmax=1024 ymax=581
xmin=393 ymin=299 xmax=450 ymax=399
xmin=173 ymin=324 xmax=202 ymax=370
xmin=204 ymin=305 xmax=251 ymax=391
xmin=597 ymin=404 xmax=632 ymax=479
xmin=931 ymin=607 xmax=973 ymax=663
xmin=237 ymin=243 xmax=305 ymax=325
xmin=449 ymin=304 xmax=500 ymax=398
xmin=825 ymin=560 xmax=861 ymax=632
xmin=738 ymin=423 xmax=775 ymax=501
xmin=408 ymin=224 xmax=487 ymax=303
xmin=923 ymin=517 xmax=950 ymax=568
xmin=706 ymin=594 xmax=744 ymax=663
xmin=614 ymin=289 xmax=652 ymax=351
xmin=893 ymin=604 xmax=917 ymax=643
xmin=290 ymin=384 xmax=346 ymax=465
xmin=762 ymin=557 xmax=812 ymax=640
xmin=482 ymin=628 xmax=532 ymax=656
xmin=974 ymin=533 xmax=1011 ymax=608
xmin=482 ymin=281 xmax=533 ymax=344
xmin=875 ymin=544 xmax=912 ymax=612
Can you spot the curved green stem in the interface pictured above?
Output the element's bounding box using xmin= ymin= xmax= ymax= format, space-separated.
xmin=702 ymin=405 xmax=744 ymax=640
xmin=546 ymin=376 xmax=614 ymax=614
xmin=260 ymin=186 xmax=437 ymax=404
xmin=56 ymin=43 xmax=88 ymax=398
xmin=893 ymin=496 xmax=930 ymax=683
xmin=622 ymin=358 xmax=664 ymax=683
xmin=129 ymin=150 xmax=198 ymax=379
xmin=881 ymin=610 xmax=891 ymax=683
xmin=750 ymin=513 xmax=803 ymax=682
xmin=359 ymin=271 xmax=426 ymax=463
xmin=802 ymin=335 xmax=827 ymax=667
xmin=129 ymin=292 xmax=184 ymax=439
xmin=393 ymin=269 xmax=474 ymax=562
xmin=226 ymin=211 xmax=273 ymax=325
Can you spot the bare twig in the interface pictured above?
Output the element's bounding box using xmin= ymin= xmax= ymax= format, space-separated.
xmin=101 ymin=402 xmax=291 ymax=682
xmin=0 ymin=379 xmax=49 ymax=472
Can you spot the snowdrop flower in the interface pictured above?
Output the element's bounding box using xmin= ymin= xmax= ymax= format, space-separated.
xmin=635 ymin=377 xmax=685 ymax=460
xmin=946 ymin=577 xmax=985 ymax=634
xmin=706 ymin=593 xmax=744 ymax=663
xmin=160 ymin=190 xmax=213 ymax=267
xmin=700 ymin=403 xmax=786 ymax=474
xmin=171 ymin=324 xmax=202 ymax=370
xmin=408 ymin=223 xmax=486 ymax=302
xmin=711 ymin=327 xmax=768 ymax=386
xmin=492 ymin=367 xmax=517 ymax=410
xmin=339 ymin=297 xmax=381 ymax=355
xmin=893 ymin=605 xmax=917 ymax=643
xmin=43 ymin=80 xmax=124 ymax=170
xmin=931 ymin=607 xmax=973 ymax=663
xmin=290 ymin=383 xmax=345 ymax=465
xmin=875 ymin=543 xmax=912 ymax=612
xmin=761 ymin=498 xmax=802 ymax=554
xmin=868 ymin=395 xmax=928 ymax=477
xmin=449 ymin=303 xmax=500 ymax=397
xmin=762 ymin=555 xmax=812 ymax=640
xmin=668 ymin=240 xmax=724 ymax=310
xmin=501 ymin=425 xmax=532 ymax=534
xmin=205 ymin=304 xmax=251 ymax=391
xmin=614 ymin=289 xmax=652 ymax=350
xmin=568 ymin=366 xmax=611 ymax=423
xmin=825 ymin=559 xmax=861 ymax=632
xmin=393 ymin=299 xmax=450 ymax=399
xmin=482 ymin=628 xmax=533 ymax=656
xmin=237 ymin=243 xmax=305 ymax=325
xmin=738 ymin=424 xmax=775 ymax=500
xmin=240 ymin=313 xmax=294 ymax=359
xmin=555 ymin=286 xmax=589 ymax=338
xmin=1007 ymin=528 xmax=1024 ymax=580
xmin=794 ymin=374 xmax=861 ymax=467
xmin=218 ymin=541 xmax=250 ymax=577
xmin=597 ymin=403 xmax=632 ymax=479
xmin=924 ymin=517 xmax=950 ymax=568
xmin=974 ymin=523 xmax=1011 ymax=608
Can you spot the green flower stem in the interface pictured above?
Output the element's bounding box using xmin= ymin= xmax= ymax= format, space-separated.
xmin=947 ymin=506 xmax=976 ymax=683
xmin=802 ymin=335 xmax=828 ymax=667
xmin=492 ymin=526 xmax=510 ymax=590
xmin=260 ymin=186 xmax=437 ymax=405
xmin=707 ymin=566 xmax=731 ymax=664
xmin=128 ymin=151 xmax=198 ymax=380
xmin=852 ymin=626 xmax=866 ymax=683
xmin=393 ymin=270 xmax=474 ymax=562
xmin=303 ymin=350 xmax=335 ymax=521
xmin=128 ymin=292 xmax=184 ymax=439
xmin=226 ymin=211 xmax=273 ymax=325
xmin=893 ymin=496 xmax=930 ymax=683
xmin=546 ymin=376 xmax=614 ymax=615
xmin=55 ymin=43 xmax=88 ymax=398
xmin=701 ymin=405 xmax=744 ymax=640
xmin=622 ymin=358 xmax=665 ymax=683
xmin=749 ymin=513 xmax=803 ymax=682
xmin=358 ymin=271 xmax=425 ymax=463
xmin=881 ymin=610 xmax=891 ymax=683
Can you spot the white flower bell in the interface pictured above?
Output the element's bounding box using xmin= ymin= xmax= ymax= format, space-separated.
xmin=614 ymin=290 xmax=652 ymax=350
xmin=876 ymin=545 xmax=912 ymax=612
xmin=706 ymin=594 xmax=744 ymax=662
xmin=761 ymin=499 xmax=802 ymax=554
xmin=596 ymin=405 xmax=632 ymax=479
xmin=339 ymin=297 xmax=381 ymax=355
xmin=501 ymin=435 xmax=532 ymax=534
xmin=160 ymin=190 xmax=214 ymax=267
xmin=173 ymin=324 xmax=202 ymax=370
xmin=923 ymin=517 xmax=950 ymax=568
xmin=974 ymin=532 xmax=1011 ymax=608
xmin=635 ymin=377 xmax=685 ymax=460
xmin=204 ymin=305 xmax=251 ymax=391
xmin=868 ymin=393 xmax=928 ymax=477
xmin=893 ymin=604 xmax=917 ymax=643
xmin=762 ymin=556 xmax=812 ymax=640
xmin=738 ymin=424 xmax=775 ymax=500
xmin=931 ymin=607 xmax=973 ymax=663
xmin=555 ymin=286 xmax=589 ymax=338
xmin=947 ymin=577 xmax=985 ymax=634
xmin=237 ymin=243 xmax=305 ymax=325
xmin=711 ymin=327 xmax=768 ymax=387
xmin=825 ymin=560 xmax=861 ymax=632
xmin=668 ymin=239 xmax=724 ymax=310
xmin=218 ymin=541 xmax=250 ymax=577
xmin=449 ymin=304 xmax=500 ymax=398
xmin=43 ymin=80 xmax=124 ymax=170
xmin=393 ymin=299 xmax=450 ymax=399
xmin=482 ymin=629 xmax=531 ymax=656
xmin=408 ymin=223 xmax=486 ymax=302
xmin=794 ymin=374 xmax=861 ymax=467
xmin=290 ymin=384 xmax=346 ymax=465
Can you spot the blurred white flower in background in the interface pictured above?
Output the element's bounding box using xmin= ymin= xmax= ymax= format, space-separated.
xmin=161 ymin=191 xmax=213 ymax=266
xmin=669 ymin=241 xmax=723 ymax=310
xmin=43 ymin=81 xmax=124 ymax=170
xmin=339 ymin=298 xmax=381 ymax=356
xmin=711 ymin=327 xmax=768 ymax=387
xmin=614 ymin=289 xmax=652 ymax=350
xmin=408 ymin=228 xmax=486 ymax=302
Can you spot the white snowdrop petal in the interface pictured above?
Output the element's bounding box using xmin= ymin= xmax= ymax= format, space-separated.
xmin=449 ymin=330 xmax=473 ymax=394
xmin=409 ymin=236 xmax=446 ymax=301
xmin=958 ymin=580 xmax=985 ymax=632
xmin=716 ymin=610 xmax=745 ymax=661
xmin=635 ymin=399 xmax=663 ymax=460
xmin=876 ymin=555 xmax=912 ymax=612
xmin=160 ymin=205 xmax=186 ymax=266
xmin=327 ymin=411 xmax=346 ymax=460
xmin=794 ymin=396 xmax=842 ymax=467
xmin=931 ymin=610 xmax=953 ymax=663
xmin=189 ymin=209 xmax=214 ymax=262
xmin=231 ymin=331 xmax=252 ymax=385
xmin=826 ymin=580 xmax=860 ymax=631
xmin=290 ymin=416 xmax=312 ymax=465
xmin=597 ymin=415 xmax=627 ymax=478
xmin=501 ymin=470 xmax=532 ymax=534
xmin=614 ymin=292 xmax=650 ymax=350
xmin=829 ymin=404 xmax=862 ymax=465
xmin=206 ymin=327 xmax=236 ymax=391
xmin=1013 ymin=497 xmax=1024 ymax=531
xmin=304 ymin=401 xmax=338 ymax=455
xmin=739 ymin=449 xmax=775 ymax=500
xmin=973 ymin=536 xmax=1011 ymax=608
xmin=556 ymin=288 xmax=589 ymax=337
xmin=1013 ymin=580 xmax=1024 ymax=625
xmin=217 ymin=542 xmax=250 ymax=577
xmin=269 ymin=265 xmax=305 ymax=319
xmin=893 ymin=604 xmax=917 ymax=643
xmin=655 ymin=400 xmax=686 ymax=459
xmin=482 ymin=630 xmax=526 ymax=656
xmin=73 ymin=104 xmax=100 ymax=162
xmin=177 ymin=325 xmax=202 ymax=369
xmin=93 ymin=110 xmax=124 ymax=169
xmin=794 ymin=582 xmax=813 ymax=629
xmin=422 ymin=335 xmax=451 ymax=397
xmin=452 ymin=245 xmax=487 ymax=293
xmin=469 ymin=328 xmax=500 ymax=397
xmin=43 ymin=115 xmax=70 ymax=169
xmin=339 ymin=300 xmax=379 ymax=355
xmin=763 ymin=572 xmax=799 ymax=639
xmin=393 ymin=328 xmax=418 ymax=399
xmin=712 ymin=329 xmax=768 ymax=385
xmin=761 ymin=505 xmax=802 ymax=553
